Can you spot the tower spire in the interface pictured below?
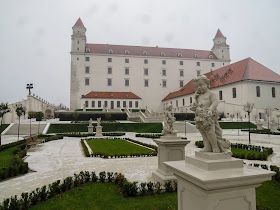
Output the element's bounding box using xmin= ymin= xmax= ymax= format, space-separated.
xmin=73 ymin=18 xmax=85 ymax=27
xmin=214 ymin=29 xmax=224 ymax=39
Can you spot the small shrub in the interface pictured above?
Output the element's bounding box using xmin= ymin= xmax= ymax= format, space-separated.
xmin=140 ymin=182 xmax=147 ymax=196
xmin=99 ymin=171 xmax=106 ymax=182
xmin=147 ymin=181 xmax=154 ymax=195
xmin=164 ymin=180 xmax=173 ymax=193
xmin=155 ymin=182 xmax=162 ymax=194
xmin=91 ymin=171 xmax=98 ymax=182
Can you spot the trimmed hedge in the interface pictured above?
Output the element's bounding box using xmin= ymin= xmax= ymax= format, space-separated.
xmin=174 ymin=113 xmax=195 ymax=121
xmin=242 ymin=129 xmax=280 ymax=135
xmin=0 ymin=140 xmax=26 ymax=152
xmin=136 ymin=133 xmax=162 ymax=139
xmin=56 ymin=112 xmax=127 ymax=121
xmin=0 ymin=124 xmax=9 ymax=134
xmin=80 ymin=140 xmax=90 ymax=157
xmin=195 ymin=141 xmax=273 ymax=161
xmin=0 ymin=171 xmax=177 ymax=209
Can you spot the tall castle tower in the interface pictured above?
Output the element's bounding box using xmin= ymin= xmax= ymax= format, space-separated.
xmin=212 ymin=29 xmax=230 ymax=62
xmin=70 ymin=18 xmax=87 ymax=111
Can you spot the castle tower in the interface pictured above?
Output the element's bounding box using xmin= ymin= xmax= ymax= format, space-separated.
xmin=71 ymin=18 xmax=86 ymax=53
xmin=212 ymin=29 xmax=230 ymax=62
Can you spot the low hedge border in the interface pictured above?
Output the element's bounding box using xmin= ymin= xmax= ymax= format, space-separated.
xmin=81 ymin=140 xmax=90 ymax=157
xmin=0 ymin=140 xmax=26 ymax=152
xmin=0 ymin=171 xmax=177 ymax=209
xmin=241 ymin=129 xmax=280 ymax=135
xmin=135 ymin=133 xmax=162 ymax=139
xmin=0 ymin=143 xmax=28 ymax=181
xmin=57 ymin=132 xmax=125 ymax=137
xmin=195 ymin=141 xmax=273 ymax=161
xmin=247 ymin=163 xmax=280 ymax=184
xmin=83 ymin=137 xmax=157 ymax=158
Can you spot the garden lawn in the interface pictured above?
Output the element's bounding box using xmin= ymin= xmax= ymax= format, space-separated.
xmin=47 ymin=123 xmax=162 ymax=134
xmin=0 ymin=124 xmax=9 ymax=133
xmin=30 ymin=182 xmax=177 ymax=210
xmin=86 ymin=139 xmax=154 ymax=156
xmin=231 ymin=148 xmax=263 ymax=158
xmin=0 ymin=145 xmax=22 ymax=168
xmin=256 ymin=180 xmax=280 ymax=209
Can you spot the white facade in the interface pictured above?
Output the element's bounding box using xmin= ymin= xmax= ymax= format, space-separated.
xmin=2 ymin=95 xmax=56 ymax=124
xmin=70 ymin=19 xmax=230 ymax=112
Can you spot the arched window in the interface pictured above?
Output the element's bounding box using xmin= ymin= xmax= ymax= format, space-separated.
xmin=109 ymin=49 xmax=113 ymax=54
xmin=86 ymin=48 xmax=90 ymax=52
xmin=190 ymin=97 xmax=192 ymax=104
xmin=160 ymin=52 xmax=165 ymax=56
xmin=143 ymin=51 xmax=148 ymax=55
xmin=219 ymin=91 xmax=223 ymax=100
xmin=272 ymin=87 xmax=276 ymax=98
xmin=178 ymin=53 xmax=182 ymax=57
xmin=209 ymin=55 xmax=213 ymax=59
xmin=125 ymin=50 xmax=129 ymax=55
xmin=232 ymin=88 xmax=236 ymax=98
xmin=194 ymin=54 xmax=198 ymax=58
xmin=256 ymin=86 xmax=260 ymax=97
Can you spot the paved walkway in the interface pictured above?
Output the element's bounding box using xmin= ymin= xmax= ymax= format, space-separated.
xmin=0 ymin=130 xmax=279 ymax=202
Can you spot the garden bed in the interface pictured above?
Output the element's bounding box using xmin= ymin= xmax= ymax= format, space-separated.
xmin=0 ymin=124 xmax=9 ymax=134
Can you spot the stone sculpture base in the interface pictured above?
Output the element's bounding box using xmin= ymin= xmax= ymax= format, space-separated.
xmin=95 ymin=126 xmax=103 ymax=137
xmin=165 ymin=151 xmax=274 ymax=210
xmin=88 ymin=126 xmax=94 ymax=133
xmin=152 ymin=135 xmax=190 ymax=183
xmin=256 ymin=123 xmax=263 ymax=130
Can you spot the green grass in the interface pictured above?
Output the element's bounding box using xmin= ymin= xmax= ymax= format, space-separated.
xmin=190 ymin=122 xmax=256 ymax=129
xmin=0 ymin=124 xmax=9 ymax=133
xmin=86 ymin=139 xmax=154 ymax=156
xmin=29 ymin=180 xmax=280 ymax=210
xmin=0 ymin=145 xmax=22 ymax=168
xmin=256 ymin=181 xmax=280 ymax=209
xmin=231 ymin=148 xmax=263 ymax=157
xmin=47 ymin=123 xmax=162 ymax=134
xmin=30 ymin=182 xmax=177 ymax=210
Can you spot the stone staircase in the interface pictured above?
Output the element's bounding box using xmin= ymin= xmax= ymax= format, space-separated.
xmin=126 ymin=109 xmax=164 ymax=123
xmin=4 ymin=123 xmax=47 ymax=135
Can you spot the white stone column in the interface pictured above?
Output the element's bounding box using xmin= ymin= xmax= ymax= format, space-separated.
xmin=152 ymin=135 xmax=190 ymax=183
xmin=165 ymin=152 xmax=275 ymax=210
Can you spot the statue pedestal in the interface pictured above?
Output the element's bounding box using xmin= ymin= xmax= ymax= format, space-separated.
xmin=95 ymin=126 xmax=103 ymax=137
xmin=165 ymin=151 xmax=275 ymax=210
xmin=270 ymin=123 xmax=278 ymax=132
xmin=152 ymin=135 xmax=190 ymax=183
xmin=256 ymin=122 xmax=263 ymax=130
xmin=88 ymin=126 xmax=94 ymax=133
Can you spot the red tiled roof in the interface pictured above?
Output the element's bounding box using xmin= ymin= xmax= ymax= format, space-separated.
xmin=83 ymin=91 xmax=141 ymax=99
xmin=162 ymin=58 xmax=280 ymax=101
xmin=73 ymin=18 xmax=84 ymax=27
xmin=214 ymin=29 xmax=224 ymax=38
xmin=85 ymin=43 xmax=217 ymax=59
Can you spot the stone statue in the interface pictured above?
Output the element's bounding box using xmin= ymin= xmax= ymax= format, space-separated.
xmin=162 ymin=104 xmax=177 ymax=135
xmin=190 ymin=75 xmax=231 ymax=154
xmin=89 ymin=118 xmax=93 ymax=126
xmin=97 ymin=117 xmax=101 ymax=126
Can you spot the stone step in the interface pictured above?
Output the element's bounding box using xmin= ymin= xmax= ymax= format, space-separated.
xmin=5 ymin=123 xmax=47 ymax=135
xmin=174 ymin=122 xmax=199 ymax=133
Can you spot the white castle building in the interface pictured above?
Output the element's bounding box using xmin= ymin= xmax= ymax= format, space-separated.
xmin=70 ymin=18 xmax=231 ymax=112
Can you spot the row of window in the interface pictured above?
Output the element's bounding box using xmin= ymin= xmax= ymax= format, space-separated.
xmin=85 ymin=67 xmax=189 ymax=77
xmin=85 ymin=78 xmax=184 ymax=88
xmin=84 ymin=100 xmax=139 ymax=108
xmin=83 ymin=57 xmax=215 ymax=67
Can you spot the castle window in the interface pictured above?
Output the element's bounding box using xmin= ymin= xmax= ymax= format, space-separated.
xmin=143 ymin=51 xmax=148 ymax=55
xmin=104 ymin=101 xmax=108 ymax=108
xmin=108 ymin=67 xmax=112 ymax=74
xmin=77 ymin=57 xmax=79 ymax=61
xmin=179 ymin=70 xmax=184 ymax=77
xmin=108 ymin=58 xmax=112 ymax=62
xmin=91 ymin=101 xmax=95 ymax=108
xmin=194 ymin=54 xmax=198 ymax=58
xmin=98 ymin=101 xmax=101 ymax=108
xmin=162 ymin=80 xmax=167 ymax=87
xmin=197 ymin=62 xmax=200 ymax=66
xmin=85 ymin=78 xmax=89 ymax=86
xmin=85 ymin=67 xmax=90 ymax=74
xmin=196 ymin=70 xmax=201 ymax=76
xmin=125 ymin=68 xmax=129 ymax=75
xmin=123 ymin=101 xmax=127 ymax=108
xmin=125 ymin=58 xmax=129 ymax=63
xmin=182 ymin=99 xmax=185 ymax=106
xmin=125 ymin=50 xmax=129 ymax=55
xmin=162 ymin=60 xmax=166 ymax=65
xmin=256 ymin=86 xmax=260 ymax=97
xmin=176 ymin=100 xmax=178 ymax=107
xmin=232 ymin=88 xmax=236 ymax=98
xmin=160 ymin=52 xmax=165 ymax=56
xmin=117 ymin=101 xmax=120 ymax=108
xmin=77 ymin=48 xmax=79 ymax=50
xmin=180 ymin=61 xmax=183 ymax=65
xmin=180 ymin=80 xmax=184 ymax=87
xmin=77 ymin=41 xmax=79 ymax=44
xmin=144 ymin=68 xmax=149 ymax=75
xmin=190 ymin=97 xmax=192 ymax=104
xmin=144 ymin=79 xmax=149 ymax=87
xmin=178 ymin=53 xmax=182 ymax=57
xmin=211 ymin=63 xmax=215 ymax=67
xmin=209 ymin=55 xmax=213 ymax=59
xmin=272 ymin=87 xmax=276 ymax=98
xmin=144 ymin=59 xmax=148 ymax=64
xmin=219 ymin=91 xmax=223 ymax=100
xmin=85 ymin=57 xmax=90 ymax=61
xmin=85 ymin=101 xmax=88 ymax=107
xmin=107 ymin=78 xmax=112 ymax=86
xmin=162 ymin=69 xmax=166 ymax=76
xmin=129 ymin=101 xmax=132 ymax=108
xmin=86 ymin=48 xmax=90 ymax=52
xmin=109 ymin=49 xmax=113 ymax=54
xmin=135 ymin=101 xmax=139 ymax=108
xmin=125 ymin=79 xmax=129 ymax=86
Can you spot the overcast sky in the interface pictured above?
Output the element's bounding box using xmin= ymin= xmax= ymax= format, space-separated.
xmin=0 ymin=0 xmax=279 ymax=107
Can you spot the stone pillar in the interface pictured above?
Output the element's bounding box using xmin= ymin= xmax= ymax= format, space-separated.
xmin=270 ymin=122 xmax=278 ymax=132
xmin=165 ymin=151 xmax=275 ymax=210
xmin=152 ymin=135 xmax=190 ymax=183
xmin=88 ymin=125 xmax=94 ymax=133
xmin=256 ymin=122 xmax=263 ymax=130
xmin=95 ymin=126 xmax=103 ymax=137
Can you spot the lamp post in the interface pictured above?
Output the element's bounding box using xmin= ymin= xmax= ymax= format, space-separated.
xmin=243 ymin=102 xmax=254 ymax=144
xmin=237 ymin=112 xmax=239 ymax=135
xmin=265 ymin=108 xmax=272 ymax=131
xmin=26 ymin=83 xmax=33 ymax=95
